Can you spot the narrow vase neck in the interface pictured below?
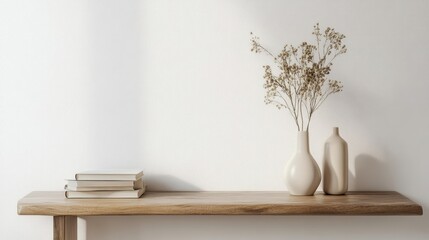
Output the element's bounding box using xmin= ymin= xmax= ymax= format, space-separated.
xmin=297 ymin=131 xmax=310 ymax=153
xmin=332 ymin=127 xmax=339 ymax=136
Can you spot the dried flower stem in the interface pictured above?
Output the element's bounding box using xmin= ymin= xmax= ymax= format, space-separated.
xmin=250 ymin=24 xmax=347 ymax=131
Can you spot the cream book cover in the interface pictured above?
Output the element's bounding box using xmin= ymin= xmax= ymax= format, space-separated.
xmin=65 ymin=185 xmax=146 ymax=199
xmin=66 ymin=178 xmax=144 ymax=191
xmin=75 ymin=169 xmax=144 ymax=181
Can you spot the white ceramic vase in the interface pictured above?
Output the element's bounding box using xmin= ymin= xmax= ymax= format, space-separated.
xmin=323 ymin=127 xmax=348 ymax=195
xmin=284 ymin=131 xmax=321 ymax=196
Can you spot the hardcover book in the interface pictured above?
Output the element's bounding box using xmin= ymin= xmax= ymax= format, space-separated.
xmin=65 ymin=185 xmax=146 ymax=199
xmin=74 ymin=169 xmax=143 ymax=181
xmin=66 ymin=178 xmax=144 ymax=191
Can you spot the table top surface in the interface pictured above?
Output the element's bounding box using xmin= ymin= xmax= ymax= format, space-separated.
xmin=17 ymin=191 xmax=422 ymax=216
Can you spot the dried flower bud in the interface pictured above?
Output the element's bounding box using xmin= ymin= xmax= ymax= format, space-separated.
xmin=251 ymin=24 xmax=346 ymax=130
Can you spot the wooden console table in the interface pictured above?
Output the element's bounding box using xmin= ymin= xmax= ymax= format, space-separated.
xmin=17 ymin=191 xmax=422 ymax=240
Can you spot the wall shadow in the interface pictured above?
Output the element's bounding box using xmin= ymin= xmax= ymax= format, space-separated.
xmin=144 ymin=174 xmax=201 ymax=191
xmin=347 ymin=169 xmax=355 ymax=190
xmin=353 ymin=154 xmax=395 ymax=191
xmin=84 ymin=215 xmax=429 ymax=240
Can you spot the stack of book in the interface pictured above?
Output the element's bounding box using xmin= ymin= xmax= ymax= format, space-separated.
xmin=65 ymin=170 xmax=145 ymax=199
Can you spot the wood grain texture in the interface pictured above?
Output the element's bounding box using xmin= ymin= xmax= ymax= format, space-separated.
xmin=18 ymin=191 xmax=422 ymax=216
xmin=53 ymin=216 xmax=77 ymax=240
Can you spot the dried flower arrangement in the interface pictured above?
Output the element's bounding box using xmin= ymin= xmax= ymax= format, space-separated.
xmin=251 ymin=24 xmax=347 ymax=131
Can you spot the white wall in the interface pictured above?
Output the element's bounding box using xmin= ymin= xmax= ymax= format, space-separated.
xmin=1 ymin=0 xmax=428 ymax=239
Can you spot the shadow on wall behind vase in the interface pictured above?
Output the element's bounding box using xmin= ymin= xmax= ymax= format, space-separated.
xmin=350 ymin=153 xmax=396 ymax=191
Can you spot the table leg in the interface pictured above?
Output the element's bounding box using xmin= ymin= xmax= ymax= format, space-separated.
xmin=53 ymin=216 xmax=77 ymax=240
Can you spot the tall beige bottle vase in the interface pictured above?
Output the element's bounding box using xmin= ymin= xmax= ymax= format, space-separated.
xmin=323 ymin=127 xmax=348 ymax=195
xmin=284 ymin=131 xmax=321 ymax=196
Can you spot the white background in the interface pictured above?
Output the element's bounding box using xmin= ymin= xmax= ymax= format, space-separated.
xmin=1 ymin=0 xmax=428 ymax=239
